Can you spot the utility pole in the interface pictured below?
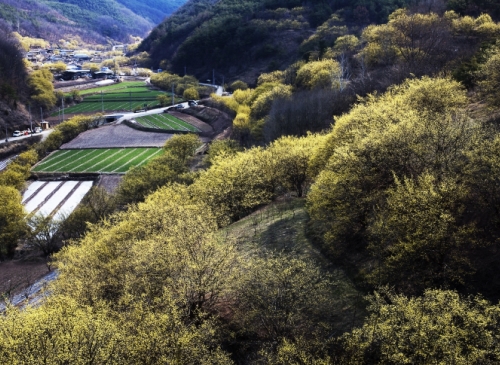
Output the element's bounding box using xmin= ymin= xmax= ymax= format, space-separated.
xmin=29 ymin=104 xmax=33 ymax=135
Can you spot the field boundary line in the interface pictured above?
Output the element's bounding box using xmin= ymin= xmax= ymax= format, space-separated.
xmin=111 ymin=148 xmax=151 ymax=173
xmin=95 ymin=148 xmax=137 ymax=172
xmin=34 ymin=150 xmax=72 ymax=168
xmin=49 ymin=181 xmax=83 ymax=218
xmin=135 ymin=148 xmax=162 ymax=168
xmin=164 ymin=114 xmax=199 ymax=132
xmin=80 ymin=148 xmax=124 ymax=172
xmin=151 ymin=114 xmax=178 ymax=130
xmin=29 ymin=182 xmax=65 ymax=217
xmin=138 ymin=116 xmax=158 ymax=129
xmin=161 ymin=114 xmax=187 ymax=131
xmin=35 ymin=150 xmax=86 ymax=172
xmin=22 ymin=182 xmax=49 ymax=204
xmin=42 ymin=150 xmax=89 ymax=171
xmin=66 ymin=149 xmax=111 ymax=172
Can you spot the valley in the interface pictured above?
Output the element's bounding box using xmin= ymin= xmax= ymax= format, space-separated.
xmin=1 ymin=0 xmax=500 ymax=363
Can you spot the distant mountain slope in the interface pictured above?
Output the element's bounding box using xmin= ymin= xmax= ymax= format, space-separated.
xmin=0 ymin=0 xmax=187 ymax=43
xmin=139 ymin=0 xmax=500 ymax=83
xmin=115 ymin=0 xmax=187 ymax=24
xmin=138 ymin=0 xmax=415 ymax=82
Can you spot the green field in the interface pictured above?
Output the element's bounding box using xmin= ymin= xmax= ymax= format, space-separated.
xmin=32 ymin=148 xmax=163 ymax=173
xmin=55 ymin=82 xmax=182 ymax=115
xmin=78 ymin=81 xmax=146 ymax=95
xmin=135 ymin=114 xmax=200 ymax=132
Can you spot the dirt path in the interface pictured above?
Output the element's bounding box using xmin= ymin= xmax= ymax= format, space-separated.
xmin=0 ymin=259 xmax=51 ymax=300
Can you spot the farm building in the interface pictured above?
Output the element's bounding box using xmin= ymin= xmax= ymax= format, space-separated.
xmin=61 ymin=69 xmax=91 ymax=80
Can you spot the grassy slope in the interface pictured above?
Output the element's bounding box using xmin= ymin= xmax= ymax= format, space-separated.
xmin=224 ymin=197 xmax=366 ymax=335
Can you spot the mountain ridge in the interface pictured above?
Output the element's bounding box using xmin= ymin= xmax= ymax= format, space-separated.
xmin=139 ymin=0 xmax=500 ymax=82
xmin=0 ymin=0 xmax=188 ymax=43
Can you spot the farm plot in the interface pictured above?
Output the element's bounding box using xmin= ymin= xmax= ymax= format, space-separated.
xmin=54 ymin=82 xmax=181 ymax=115
xmin=135 ymin=113 xmax=200 ymax=132
xmin=22 ymin=180 xmax=94 ymax=219
xmin=32 ymin=148 xmax=162 ymax=174
xmin=78 ymin=81 xmax=146 ymax=96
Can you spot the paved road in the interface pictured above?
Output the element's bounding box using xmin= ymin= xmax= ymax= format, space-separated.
xmin=199 ymin=83 xmax=223 ymax=96
xmin=114 ymin=83 xmax=222 ymax=124
xmin=0 ymin=157 xmax=14 ymax=171
xmin=114 ymin=102 xmax=190 ymax=124
xmin=0 ymin=129 xmax=53 ymax=146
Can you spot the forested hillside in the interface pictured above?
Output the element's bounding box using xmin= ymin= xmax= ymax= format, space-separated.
xmin=115 ymin=0 xmax=187 ymax=23
xmin=2 ymin=3 xmax=500 ymax=364
xmin=140 ymin=0 xmax=500 ymax=81
xmin=0 ymin=0 xmax=187 ymax=43
xmin=0 ymin=26 xmax=30 ymax=130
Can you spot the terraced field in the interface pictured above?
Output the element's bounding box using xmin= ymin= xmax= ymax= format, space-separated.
xmin=135 ymin=113 xmax=200 ymax=132
xmin=78 ymin=81 xmax=146 ymax=95
xmin=55 ymin=82 xmax=181 ymax=114
xmin=32 ymin=148 xmax=162 ymax=174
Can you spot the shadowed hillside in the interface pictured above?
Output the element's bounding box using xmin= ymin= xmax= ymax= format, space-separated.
xmin=138 ymin=0 xmax=499 ymax=82
xmin=0 ymin=0 xmax=187 ymax=43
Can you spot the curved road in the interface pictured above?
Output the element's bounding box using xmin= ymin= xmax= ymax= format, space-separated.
xmin=114 ymin=83 xmax=223 ymax=124
xmin=0 ymin=129 xmax=53 ymax=147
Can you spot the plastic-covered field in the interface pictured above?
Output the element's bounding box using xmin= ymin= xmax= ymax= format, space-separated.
xmin=22 ymin=180 xmax=93 ymax=219
xmin=32 ymin=148 xmax=162 ymax=174
xmin=53 ymin=181 xmax=94 ymax=220
xmin=135 ymin=113 xmax=200 ymax=132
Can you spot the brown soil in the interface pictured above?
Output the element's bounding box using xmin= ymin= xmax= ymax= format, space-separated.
xmin=0 ymin=258 xmax=50 ymax=298
xmin=168 ymin=111 xmax=214 ymax=134
xmin=60 ymin=124 xmax=174 ymax=149
xmin=97 ymin=174 xmax=123 ymax=193
xmin=179 ymin=106 xmax=233 ymax=140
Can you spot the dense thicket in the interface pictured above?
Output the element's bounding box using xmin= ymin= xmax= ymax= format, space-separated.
xmin=209 ymin=10 xmax=500 ymax=146
xmin=307 ymin=76 xmax=500 ymax=297
xmin=3 ymin=106 xmax=500 ymax=361
xmin=2 ymin=4 xmax=500 ymax=363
